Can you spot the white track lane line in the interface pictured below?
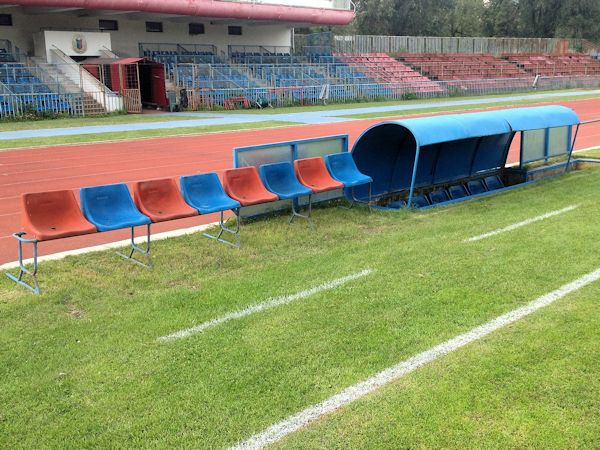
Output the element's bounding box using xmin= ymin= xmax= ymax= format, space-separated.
xmin=230 ymin=267 xmax=600 ymax=450
xmin=157 ymin=269 xmax=373 ymax=342
xmin=464 ymin=204 xmax=579 ymax=243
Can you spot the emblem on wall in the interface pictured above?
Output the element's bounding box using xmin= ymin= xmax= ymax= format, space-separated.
xmin=72 ymin=34 xmax=88 ymax=54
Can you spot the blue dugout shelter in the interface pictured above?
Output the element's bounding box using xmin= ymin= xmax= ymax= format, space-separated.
xmin=351 ymin=105 xmax=580 ymax=208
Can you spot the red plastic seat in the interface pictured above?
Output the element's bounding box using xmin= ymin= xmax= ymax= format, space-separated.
xmin=294 ymin=157 xmax=344 ymax=193
xmin=132 ymin=178 xmax=198 ymax=223
xmin=21 ymin=190 xmax=97 ymax=241
xmin=222 ymin=166 xmax=279 ymax=206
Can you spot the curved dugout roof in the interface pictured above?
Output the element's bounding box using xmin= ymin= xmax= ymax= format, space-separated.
xmin=351 ymin=105 xmax=580 ymax=198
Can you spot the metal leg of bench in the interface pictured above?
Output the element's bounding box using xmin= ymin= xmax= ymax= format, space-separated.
xmin=340 ymin=183 xmax=372 ymax=212
xmin=203 ymin=209 xmax=240 ymax=248
xmin=116 ymin=224 xmax=153 ymax=268
xmin=289 ymin=195 xmax=315 ymax=230
xmin=5 ymin=232 xmax=41 ymax=295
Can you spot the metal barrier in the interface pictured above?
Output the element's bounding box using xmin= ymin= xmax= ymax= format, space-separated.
xmin=0 ymin=91 xmax=85 ymax=118
xmin=178 ymin=75 xmax=600 ymax=110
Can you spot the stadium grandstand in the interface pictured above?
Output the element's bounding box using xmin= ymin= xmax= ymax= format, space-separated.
xmin=1 ymin=1 xmax=600 ymax=117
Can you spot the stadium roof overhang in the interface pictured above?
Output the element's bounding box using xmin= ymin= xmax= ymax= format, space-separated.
xmin=351 ymin=106 xmax=580 ymax=204
xmin=1 ymin=0 xmax=355 ymax=25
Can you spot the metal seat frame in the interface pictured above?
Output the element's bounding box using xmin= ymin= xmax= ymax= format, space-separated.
xmin=203 ymin=209 xmax=241 ymax=248
xmin=5 ymin=232 xmax=41 ymax=294
xmin=116 ymin=223 xmax=153 ymax=268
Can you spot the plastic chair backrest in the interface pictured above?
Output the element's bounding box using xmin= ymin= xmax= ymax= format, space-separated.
xmin=410 ymin=195 xmax=430 ymax=208
xmin=294 ymin=157 xmax=344 ymax=192
xmin=484 ymin=175 xmax=504 ymax=191
xmin=325 ymin=152 xmax=371 ymax=184
xmin=259 ymin=162 xmax=312 ymax=199
xmin=180 ymin=172 xmax=240 ymax=214
xmin=133 ymin=178 xmax=197 ymax=222
xmin=223 ymin=166 xmax=278 ymax=206
xmin=466 ymin=179 xmax=487 ymax=195
xmin=429 ymin=189 xmax=449 ymax=204
xmin=80 ymin=183 xmax=150 ymax=231
xmin=21 ymin=190 xmax=96 ymax=241
xmin=448 ymin=184 xmax=469 ymax=199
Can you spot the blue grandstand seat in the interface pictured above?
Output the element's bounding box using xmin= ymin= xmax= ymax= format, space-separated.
xmin=180 ymin=173 xmax=242 ymax=247
xmin=448 ymin=184 xmax=469 ymax=200
xmin=483 ymin=175 xmax=504 ymax=191
xmin=80 ymin=183 xmax=152 ymax=267
xmin=409 ymin=195 xmax=430 ymax=208
xmin=259 ymin=161 xmax=314 ymax=226
xmin=428 ymin=189 xmax=450 ymax=205
xmin=324 ymin=153 xmax=373 ymax=207
xmin=466 ymin=179 xmax=488 ymax=195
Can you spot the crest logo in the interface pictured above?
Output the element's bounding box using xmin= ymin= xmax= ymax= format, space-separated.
xmin=72 ymin=34 xmax=87 ymax=54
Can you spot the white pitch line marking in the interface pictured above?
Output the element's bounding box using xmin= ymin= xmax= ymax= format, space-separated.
xmin=230 ymin=267 xmax=600 ymax=450
xmin=157 ymin=269 xmax=373 ymax=342
xmin=464 ymin=204 xmax=579 ymax=243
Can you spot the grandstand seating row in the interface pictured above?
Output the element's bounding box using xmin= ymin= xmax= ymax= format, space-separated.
xmin=503 ymin=53 xmax=600 ymax=76
xmin=0 ymin=58 xmax=73 ymax=114
xmin=396 ymin=53 xmax=530 ymax=81
xmin=7 ymin=153 xmax=372 ymax=294
xmin=335 ymin=52 xmax=444 ymax=93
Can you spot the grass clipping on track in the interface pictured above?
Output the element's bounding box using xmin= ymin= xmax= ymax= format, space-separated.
xmin=1 ymin=167 xmax=599 ymax=448
xmin=0 ymin=121 xmax=298 ymax=151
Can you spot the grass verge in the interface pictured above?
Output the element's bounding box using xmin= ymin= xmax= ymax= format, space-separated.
xmin=0 ymin=112 xmax=207 ymax=132
xmin=0 ymin=121 xmax=299 ymax=151
xmin=576 ymin=147 xmax=600 ymax=158
xmin=1 ymin=166 xmax=599 ymax=447
xmin=216 ymin=88 xmax=599 ymax=115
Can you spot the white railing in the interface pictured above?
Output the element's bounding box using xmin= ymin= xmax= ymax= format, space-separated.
xmin=49 ymin=47 xmax=123 ymax=112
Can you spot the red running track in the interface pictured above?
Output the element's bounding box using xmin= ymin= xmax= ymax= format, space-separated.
xmin=1 ymin=98 xmax=599 ymax=265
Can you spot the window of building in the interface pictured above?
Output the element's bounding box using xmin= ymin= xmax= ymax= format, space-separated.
xmin=146 ymin=21 xmax=163 ymax=33
xmin=228 ymin=26 xmax=242 ymax=36
xmin=0 ymin=14 xmax=12 ymax=26
xmin=99 ymin=19 xmax=118 ymax=31
xmin=189 ymin=23 xmax=205 ymax=35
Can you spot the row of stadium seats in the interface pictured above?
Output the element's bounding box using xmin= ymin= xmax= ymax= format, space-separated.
xmin=502 ymin=53 xmax=600 ymax=76
xmin=334 ymin=52 xmax=444 ymax=93
xmin=388 ymin=175 xmax=505 ymax=209
xmin=0 ymin=58 xmax=74 ymax=115
xmin=397 ymin=53 xmax=529 ymax=81
xmin=8 ymin=153 xmax=372 ymax=294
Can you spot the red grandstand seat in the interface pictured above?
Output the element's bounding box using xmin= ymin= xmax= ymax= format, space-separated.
xmin=21 ymin=190 xmax=97 ymax=241
xmin=223 ymin=166 xmax=279 ymax=206
xmin=132 ymin=178 xmax=198 ymax=223
xmin=294 ymin=157 xmax=344 ymax=193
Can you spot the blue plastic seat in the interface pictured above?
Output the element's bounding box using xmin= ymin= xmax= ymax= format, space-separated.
xmin=180 ymin=173 xmax=241 ymax=214
xmin=409 ymin=195 xmax=430 ymax=208
xmin=80 ymin=183 xmax=150 ymax=232
xmin=428 ymin=189 xmax=450 ymax=204
xmin=259 ymin=162 xmax=312 ymax=199
xmin=448 ymin=184 xmax=469 ymax=200
xmin=483 ymin=175 xmax=504 ymax=191
xmin=466 ymin=179 xmax=488 ymax=195
xmin=386 ymin=200 xmax=406 ymax=209
xmin=324 ymin=153 xmax=373 ymax=188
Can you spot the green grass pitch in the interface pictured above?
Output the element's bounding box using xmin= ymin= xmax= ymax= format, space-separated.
xmin=1 ymin=166 xmax=599 ymax=448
